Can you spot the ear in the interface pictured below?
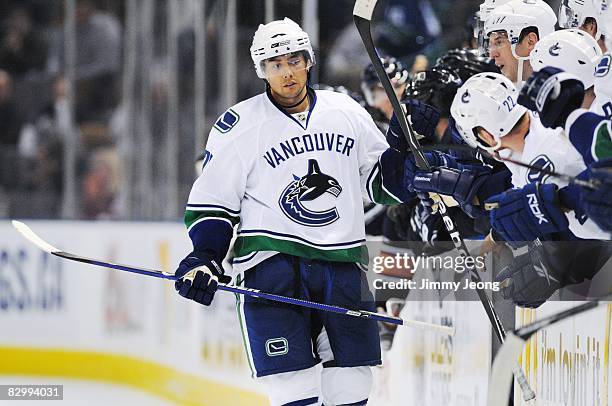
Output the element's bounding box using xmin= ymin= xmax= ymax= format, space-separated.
xmin=477 ymin=128 xmax=496 ymax=147
xmin=524 ymin=32 xmax=539 ymax=51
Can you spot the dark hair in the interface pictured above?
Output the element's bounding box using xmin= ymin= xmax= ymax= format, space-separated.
xmin=518 ymin=26 xmax=539 ymax=43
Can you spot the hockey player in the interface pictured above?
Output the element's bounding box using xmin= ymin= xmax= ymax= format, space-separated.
xmin=483 ymin=0 xmax=557 ymax=84
xmin=360 ymin=56 xmax=410 ymax=125
xmin=558 ymin=0 xmax=606 ymax=49
xmin=173 ymin=18 xmax=417 ymax=406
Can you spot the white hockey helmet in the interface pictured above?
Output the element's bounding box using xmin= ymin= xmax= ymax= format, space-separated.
xmin=484 ymin=0 xmax=557 ymax=45
xmin=474 ymin=0 xmax=513 ymax=53
xmin=250 ymin=18 xmax=315 ymax=79
xmin=530 ymin=29 xmax=602 ymax=88
xmin=450 ymin=72 xmax=527 ymax=152
xmin=558 ymin=0 xmax=602 ymax=38
xmin=594 ymin=0 xmax=612 ymax=48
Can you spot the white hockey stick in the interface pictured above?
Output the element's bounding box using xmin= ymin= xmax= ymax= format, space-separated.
xmin=12 ymin=220 xmax=455 ymax=334
xmin=487 ymin=295 xmax=612 ymax=405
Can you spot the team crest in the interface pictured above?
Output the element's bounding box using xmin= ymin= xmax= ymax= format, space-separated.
xmin=548 ymin=42 xmax=561 ymax=57
xmin=461 ymin=90 xmax=470 ymax=103
xmin=214 ymin=109 xmax=240 ymax=133
xmin=526 ymin=154 xmax=554 ymax=184
xmin=595 ymin=54 xmax=611 ymax=77
xmin=279 ymin=159 xmax=342 ymax=227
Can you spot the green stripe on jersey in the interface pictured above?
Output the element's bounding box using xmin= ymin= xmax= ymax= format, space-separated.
xmin=234 ymin=235 xmax=368 ymax=264
xmin=184 ymin=210 xmax=240 ymax=229
xmin=593 ymin=121 xmax=612 ymax=160
xmin=368 ymin=166 xmax=402 ymax=205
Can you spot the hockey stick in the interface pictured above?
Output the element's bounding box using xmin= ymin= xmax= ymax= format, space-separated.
xmin=487 ymin=293 xmax=612 ymax=406
xmin=420 ymin=144 xmax=598 ymax=191
xmin=12 ymin=220 xmax=456 ymax=334
xmin=353 ymin=0 xmax=535 ymax=401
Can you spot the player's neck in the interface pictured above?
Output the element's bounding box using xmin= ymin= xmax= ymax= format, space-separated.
xmin=270 ymin=86 xmax=310 ymax=114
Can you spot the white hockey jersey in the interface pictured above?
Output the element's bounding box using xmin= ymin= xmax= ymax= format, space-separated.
xmin=499 ymin=113 xmax=609 ymax=239
xmin=186 ymin=89 xmax=397 ymax=271
xmin=592 ymin=53 xmax=612 ymax=118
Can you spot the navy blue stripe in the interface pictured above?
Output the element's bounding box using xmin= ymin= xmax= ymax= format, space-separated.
xmin=282 ymin=397 xmax=319 ymax=406
xmin=186 ymin=203 xmax=240 ymax=215
xmin=238 ymin=229 xmax=365 ymax=248
xmin=232 ymin=252 xmax=257 ymax=264
xmin=339 ymin=399 xmax=368 ymax=406
xmin=365 ymin=161 xmax=380 ymax=202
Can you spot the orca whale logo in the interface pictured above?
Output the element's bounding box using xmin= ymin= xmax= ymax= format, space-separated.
xmin=549 ymin=42 xmax=561 ymax=57
xmin=526 ymin=155 xmax=554 ymax=184
xmin=461 ymin=90 xmax=470 ymax=103
xmin=279 ymin=159 xmax=342 ymax=227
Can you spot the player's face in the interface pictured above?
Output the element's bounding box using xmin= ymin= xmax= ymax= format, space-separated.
xmin=263 ymin=53 xmax=310 ymax=100
xmin=488 ymin=31 xmax=519 ymax=81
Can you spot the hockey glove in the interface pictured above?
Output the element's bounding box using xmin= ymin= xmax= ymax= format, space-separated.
xmin=411 ymin=166 xmax=491 ymax=218
xmin=485 ymin=183 xmax=569 ymax=248
xmin=174 ymin=253 xmax=231 ymax=306
xmin=404 ymin=150 xmax=462 ymax=192
xmin=518 ymin=67 xmax=585 ymax=130
xmin=387 ymin=99 xmax=441 ymax=151
xmin=581 ymin=158 xmax=612 ymax=232
xmin=494 ymin=241 xmax=562 ymax=308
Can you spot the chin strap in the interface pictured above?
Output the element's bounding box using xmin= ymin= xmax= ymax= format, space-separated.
xmin=511 ymin=44 xmax=530 ymax=88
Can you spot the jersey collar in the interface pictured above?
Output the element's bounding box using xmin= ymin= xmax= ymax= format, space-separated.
xmin=266 ymin=85 xmax=317 ymax=130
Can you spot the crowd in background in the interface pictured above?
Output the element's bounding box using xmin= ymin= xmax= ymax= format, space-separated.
xmin=0 ymin=0 xmax=519 ymax=220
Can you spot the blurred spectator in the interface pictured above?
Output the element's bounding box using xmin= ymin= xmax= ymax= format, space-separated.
xmin=47 ymin=0 xmax=122 ymax=122
xmin=0 ymin=7 xmax=47 ymax=77
xmin=373 ymin=0 xmax=441 ymax=60
xmin=0 ymin=69 xmax=23 ymax=146
xmin=81 ymin=147 xmax=119 ymax=219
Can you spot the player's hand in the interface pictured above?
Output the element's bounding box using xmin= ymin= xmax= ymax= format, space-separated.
xmin=518 ymin=67 xmax=584 ymax=130
xmin=387 ymin=99 xmax=440 ymax=151
xmin=581 ymin=158 xmax=612 ymax=232
xmin=403 ymin=150 xmax=460 ymax=192
xmin=174 ymin=254 xmax=231 ymax=306
xmin=485 ymin=183 xmax=569 ymax=248
xmin=411 ymin=166 xmax=490 ymax=218
xmin=494 ymin=242 xmax=561 ymax=308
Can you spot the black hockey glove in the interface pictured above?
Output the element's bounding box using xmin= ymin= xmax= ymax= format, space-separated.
xmin=518 ymin=67 xmax=585 ymax=130
xmin=175 ymin=253 xmax=231 ymax=306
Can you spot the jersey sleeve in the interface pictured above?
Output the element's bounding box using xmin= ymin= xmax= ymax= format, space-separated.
xmin=565 ymin=108 xmax=612 ymax=166
xmin=356 ymin=106 xmax=410 ymax=205
xmin=183 ymin=122 xmax=247 ymax=260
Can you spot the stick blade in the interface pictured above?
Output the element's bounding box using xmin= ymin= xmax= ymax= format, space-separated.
xmin=353 ymin=0 xmax=378 ymax=20
xmin=487 ymin=333 xmax=527 ymax=406
xmin=12 ymin=220 xmax=60 ymax=254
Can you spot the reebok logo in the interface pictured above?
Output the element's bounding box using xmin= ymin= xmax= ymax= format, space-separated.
xmin=414 ymin=176 xmax=431 ymax=183
xmin=526 ymin=193 xmax=548 ymax=224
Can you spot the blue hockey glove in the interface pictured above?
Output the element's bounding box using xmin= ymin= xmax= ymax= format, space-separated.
xmin=174 ymin=253 xmax=231 ymax=306
xmin=403 ymin=150 xmax=461 ymax=192
xmin=387 ymin=99 xmax=441 ymax=151
xmin=518 ymin=67 xmax=585 ymax=129
xmin=495 ymin=241 xmax=561 ymax=308
xmin=485 ymin=183 xmax=569 ymax=248
xmin=581 ymin=158 xmax=612 ymax=232
xmin=411 ymin=166 xmax=490 ymax=218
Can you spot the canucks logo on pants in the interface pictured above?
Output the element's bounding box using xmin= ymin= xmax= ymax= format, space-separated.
xmin=279 ymin=159 xmax=342 ymax=227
